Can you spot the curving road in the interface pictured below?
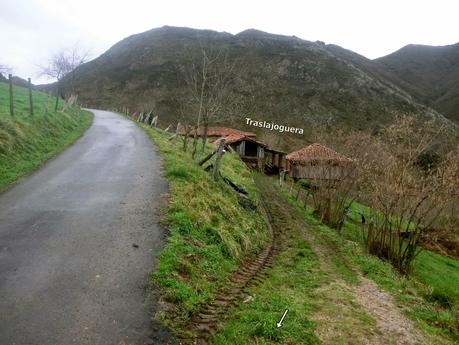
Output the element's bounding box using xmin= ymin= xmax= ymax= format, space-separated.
xmin=0 ymin=110 xmax=175 ymax=345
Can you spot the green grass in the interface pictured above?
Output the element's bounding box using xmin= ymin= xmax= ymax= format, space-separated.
xmin=0 ymin=82 xmax=92 ymax=190
xmin=138 ymin=126 xmax=269 ymax=336
xmin=213 ymin=237 xmax=322 ymax=345
xmin=282 ymin=183 xmax=459 ymax=343
xmin=213 ymin=175 xmax=378 ymax=345
xmin=352 ymin=252 xmax=458 ymax=343
xmin=414 ymin=250 xmax=459 ymax=307
xmin=341 ymin=201 xmax=459 ymax=308
xmin=291 ymin=187 xmax=459 ymax=312
xmin=130 ymin=123 xmax=458 ymax=343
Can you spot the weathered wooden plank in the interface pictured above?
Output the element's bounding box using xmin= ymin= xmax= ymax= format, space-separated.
xmin=213 ymin=139 xmax=225 ymax=180
xmin=199 ymin=149 xmax=217 ymax=166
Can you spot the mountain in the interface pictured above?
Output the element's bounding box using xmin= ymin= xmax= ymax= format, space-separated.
xmin=376 ymin=42 xmax=459 ymax=122
xmin=11 ymin=76 xmax=31 ymax=88
xmin=0 ymin=74 xmax=33 ymax=88
xmin=58 ymin=26 xmax=452 ymax=136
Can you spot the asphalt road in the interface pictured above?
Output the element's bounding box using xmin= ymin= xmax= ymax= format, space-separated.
xmin=0 ymin=110 xmax=175 ymax=345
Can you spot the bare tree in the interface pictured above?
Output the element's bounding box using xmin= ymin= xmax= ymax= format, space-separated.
xmin=177 ymin=96 xmax=195 ymax=152
xmin=299 ymin=117 xmax=459 ymax=273
xmin=357 ymin=116 xmax=459 ymax=273
xmin=166 ymin=92 xmax=196 ymax=152
xmin=39 ymin=46 xmax=89 ymax=111
xmin=183 ymin=44 xmax=242 ymax=155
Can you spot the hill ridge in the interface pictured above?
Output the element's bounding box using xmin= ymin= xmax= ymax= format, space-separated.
xmin=52 ymin=26 xmax=456 ymax=146
xmin=376 ymin=41 xmax=459 ymax=121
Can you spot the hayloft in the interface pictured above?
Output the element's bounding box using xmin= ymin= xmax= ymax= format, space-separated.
xmin=286 ymin=143 xmax=353 ymax=180
xmin=214 ymin=134 xmax=286 ymax=172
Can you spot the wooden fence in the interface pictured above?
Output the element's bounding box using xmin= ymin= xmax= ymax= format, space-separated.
xmin=3 ymin=74 xmax=35 ymax=117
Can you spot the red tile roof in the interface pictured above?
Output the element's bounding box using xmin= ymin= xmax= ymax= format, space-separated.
xmin=286 ymin=143 xmax=353 ymax=164
xmin=213 ymin=134 xmax=267 ymax=148
xmin=215 ymin=133 xmax=247 ymax=144
xmin=180 ymin=126 xmax=256 ymax=138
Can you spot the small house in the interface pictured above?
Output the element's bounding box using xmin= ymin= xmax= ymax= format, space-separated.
xmin=286 ymin=143 xmax=353 ymax=181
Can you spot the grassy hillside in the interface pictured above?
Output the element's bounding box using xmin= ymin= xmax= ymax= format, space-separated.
xmin=138 ymin=124 xmax=269 ymax=337
xmin=213 ymin=176 xmax=458 ymax=344
xmin=0 ymin=82 xmax=92 ymax=190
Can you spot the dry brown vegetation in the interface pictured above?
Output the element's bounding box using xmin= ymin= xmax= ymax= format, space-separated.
xmin=296 ymin=161 xmax=357 ymax=232
xmin=357 ymin=117 xmax=458 ymax=273
xmin=299 ymin=116 xmax=459 ymax=273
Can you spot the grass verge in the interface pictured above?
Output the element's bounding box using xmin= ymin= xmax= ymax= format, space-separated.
xmin=138 ymin=127 xmax=269 ymax=337
xmin=0 ymin=82 xmax=93 ymax=190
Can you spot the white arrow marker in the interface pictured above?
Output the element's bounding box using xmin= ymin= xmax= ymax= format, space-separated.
xmin=276 ymin=308 xmax=289 ymax=328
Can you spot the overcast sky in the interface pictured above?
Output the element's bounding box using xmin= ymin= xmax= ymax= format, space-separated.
xmin=1 ymin=0 xmax=458 ymax=83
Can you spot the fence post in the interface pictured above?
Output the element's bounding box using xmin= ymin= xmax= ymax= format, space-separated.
xmin=172 ymin=122 xmax=181 ymax=143
xmin=257 ymin=146 xmax=265 ymax=172
xmin=28 ymin=78 xmax=34 ymax=116
xmin=191 ymin=130 xmax=198 ymax=159
xmin=279 ymin=170 xmax=286 ymax=186
xmin=8 ymin=74 xmax=14 ymax=116
xmin=183 ymin=124 xmax=190 ymax=152
xmin=151 ymin=115 xmax=158 ymax=127
xmin=54 ymin=84 xmax=60 ymax=111
xmin=213 ymin=139 xmax=225 ymax=180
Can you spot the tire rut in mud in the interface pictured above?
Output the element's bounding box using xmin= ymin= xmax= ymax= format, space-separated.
xmin=186 ymin=200 xmax=279 ymax=345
